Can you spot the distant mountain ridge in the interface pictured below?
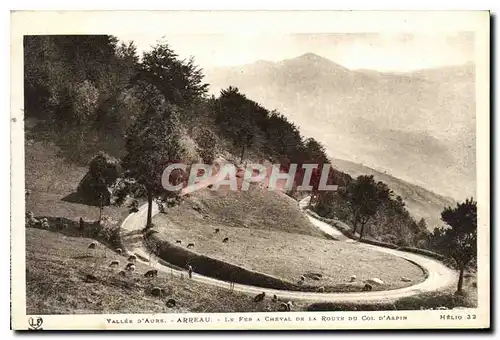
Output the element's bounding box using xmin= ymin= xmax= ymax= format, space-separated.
xmin=204 ymin=53 xmax=476 ymax=201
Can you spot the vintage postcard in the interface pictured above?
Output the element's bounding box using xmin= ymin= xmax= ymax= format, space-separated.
xmin=10 ymin=10 xmax=490 ymax=330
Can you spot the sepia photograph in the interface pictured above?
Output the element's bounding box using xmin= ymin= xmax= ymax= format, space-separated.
xmin=10 ymin=10 xmax=490 ymax=330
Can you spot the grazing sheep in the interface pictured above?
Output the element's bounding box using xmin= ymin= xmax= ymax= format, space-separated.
xmin=144 ymin=269 xmax=158 ymax=277
xmin=175 ymin=240 xmax=182 ymax=244
xmin=26 ymin=216 xmax=39 ymax=228
xmin=187 ymin=243 xmax=195 ymax=248
xmin=109 ymin=260 xmax=120 ymax=268
xmin=115 ymin=248 xmax=123 ymax=255
xmin=363 ymin=283 xmax=373 ymax=291
xmin=125 ymin=263 xmax=136 ymax=271
xmin=128 ymin=255 xmax=137 ymax=262
xmin=317 ymin=286 xmax=325 ymax=293
xmin=151 ymin=287 xmax=163 ymax=297
xmin=166 ymin=298 xmax=176 ymax=307
xmin=272 ymin=294 xmax=278 ymax=303
xmin=222 ymin=237 xmax=229 ymax=243
xmin=253 ymin=292 xmax=266 ymax=302
xmin=85 ymin=274 xmax=97 ymax=282
xmin=118 ymin=271 xmax=126 ymax=277
xmin=215 ymin=228 xmax=220 ymax=233
xmin=350 ymin=275 xmax=357 ymax=282
xmin=297 ymin=276 xmax=305 ymax=285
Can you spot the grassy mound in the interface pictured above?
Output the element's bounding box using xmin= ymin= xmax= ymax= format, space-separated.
xmin=26 ymin=228 xmax=309 ymax=314
xmin=171 ymin=183 xmax=323 ymax=238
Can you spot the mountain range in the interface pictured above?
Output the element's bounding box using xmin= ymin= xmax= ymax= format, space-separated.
xmin=204 ymin=53 xmax=476 ymax=203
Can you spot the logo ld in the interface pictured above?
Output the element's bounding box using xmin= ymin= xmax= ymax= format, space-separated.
xmin=28 ymin=316 xmax=43 ymax=330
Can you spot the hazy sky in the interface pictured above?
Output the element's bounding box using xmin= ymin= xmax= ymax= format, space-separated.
xmin=118 ymin=32 xmax=474 ymax=71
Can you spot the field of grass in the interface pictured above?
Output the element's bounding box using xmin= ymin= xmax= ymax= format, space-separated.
xmin=152 ymin=212 xmax=426 ymax=291
xmin=26 ymin=228 xmax=308 ymax=314
xmin=176 ymin=183 xmax=324 ymax=238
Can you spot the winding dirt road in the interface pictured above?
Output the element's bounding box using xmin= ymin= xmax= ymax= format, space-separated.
xmin=121 ymin=196 xmax=457 ymax=303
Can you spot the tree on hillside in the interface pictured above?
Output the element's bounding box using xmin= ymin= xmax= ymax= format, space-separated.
xmin=77 ymin=151 xmax=122 ymax=223
xmin=303 ymin=138 xmax=329 ymax=164
xmin=417 ymin=218 xmax=428 ymax=231
xmin=263 ymin=110 xmax=303 ymax=160
xmin=344 ymin=175 xmax=392 ymax=240
xmin=215 ymin=87 xmax=259 ymax=163
xmin=194 ymin=127 xmax=217 ymax=164
xmin=300 ymin=138 xmax=330 ymax=207
xmin=136 ymin=42 xmax=208 ymax=107
xmin=436 ymin=198 xmax=477 ymax=293
xmin=120 ymin=87 xmax=187 ymax=229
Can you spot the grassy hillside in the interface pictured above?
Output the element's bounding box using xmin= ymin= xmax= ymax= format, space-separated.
xmin=23 ymin=127 xmax=313 ymax=314
xmin=174 ymin=183 xmax=322 ymax=238
xmin=331 ymin=157 xmax=456 ymax=230
xmin=25 ymin=132 xmax=129 ymax=224
xmin=26 ymin=228 xmax=307 ymax=314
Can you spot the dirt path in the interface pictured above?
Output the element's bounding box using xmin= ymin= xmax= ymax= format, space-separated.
xmin=121 ymin=197 xmax=457 ymax=303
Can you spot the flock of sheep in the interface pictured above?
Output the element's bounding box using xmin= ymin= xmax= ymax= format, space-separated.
xmin=173 ymin=227 xmax=230 ymax=250
xmin=29 ymin=207 xmax=392 ymax=311
xmin=85 ymin=241 xmax=178 ymax=307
